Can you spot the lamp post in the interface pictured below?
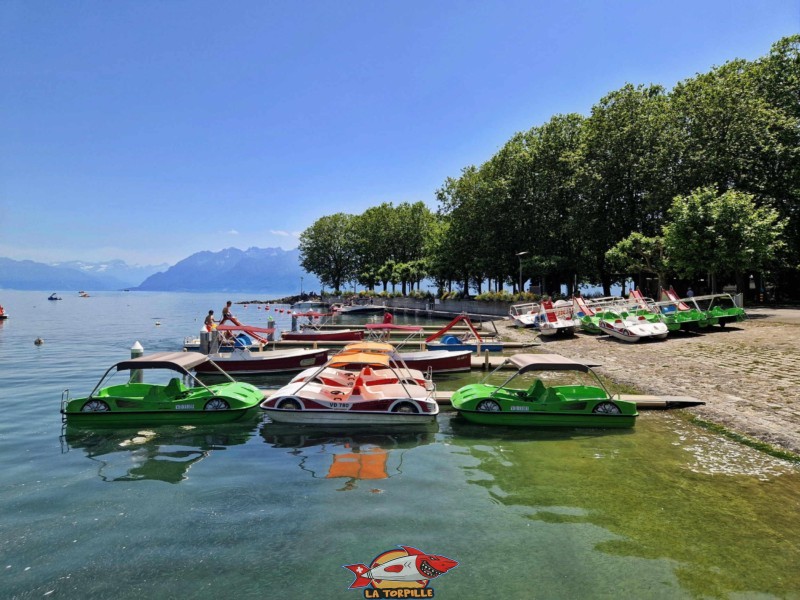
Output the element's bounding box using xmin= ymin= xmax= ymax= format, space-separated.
xmin=300 ymin=276 xmax=304 ymax=296
xmin=515 ymin=251 xmax=529 ymax=293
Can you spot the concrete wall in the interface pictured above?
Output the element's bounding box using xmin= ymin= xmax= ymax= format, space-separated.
xmin=384 ymin=297 xmax=512 ymax=318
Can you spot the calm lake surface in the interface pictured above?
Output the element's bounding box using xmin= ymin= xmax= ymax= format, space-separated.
xmin=1 ymin=290 xmax=799 ymax=599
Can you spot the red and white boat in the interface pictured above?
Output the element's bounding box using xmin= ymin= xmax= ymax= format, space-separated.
xmin=194 ymin=347 xmax=329 ymax=375
xmin=185 ymin=324 xmax=329 ymax=375
xmin=281 ymin=328 xmax=364 ymax=342
xmin=537 ymin=300 xmax=577 ymax=337
xmin=290 ymin=343 xmax=433 ymax=389
xmin=395 ymin=348 xmax=472 ymax=373
xmin=261 ymin=346 xmax=438 ymax=425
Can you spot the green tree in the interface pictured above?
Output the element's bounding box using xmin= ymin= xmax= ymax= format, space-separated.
xmin=580 ymin=84 xmax=678 ymax=294
xmin=752 ymin=35 xmax=800 ymax=295
xmin=670 ymin=59 xmax=792 ymax=198
xmin=436 ymin=167 xmax=489 ymax=294
xmin=298 ymin=213 xmax=357 ymax=293
xmin=605 ymin=232 xmax=669 ymax=290
xmin=423 ymin=216 xmax=455 ymax=294
xmin=663 ymin=187 xmax=786 ymax=292
xmin=376 ymin=259 xmax=397 ymax=293
xmin=352 ymin=203 xmax=397 ymax=292
xmin=526 ymin=114 xmax=587 ymax=295
xmin=391 ymin=202 xmax=435 ymax=294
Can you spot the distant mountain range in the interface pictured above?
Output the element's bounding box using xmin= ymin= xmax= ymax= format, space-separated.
xmin=135 ymin=247 xmax=318 ymax=293
xmin=0 ymin=257 xmax=168 ymax=291
xmin=0 ymin=247 xmax=318 ymax=294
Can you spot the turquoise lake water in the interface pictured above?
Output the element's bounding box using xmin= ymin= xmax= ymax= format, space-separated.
xmin=1 ymin=290 xmax=799 ymax=599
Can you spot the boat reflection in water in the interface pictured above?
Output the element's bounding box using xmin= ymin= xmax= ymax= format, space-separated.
xmin=261 ymin=423 xmax=437 ymax=491
xmin=61 ymin=417 xmax=258 ymax=484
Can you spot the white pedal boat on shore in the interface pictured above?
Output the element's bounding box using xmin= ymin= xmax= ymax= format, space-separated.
xmin=598 ymin=311 xmax=669 ymax=342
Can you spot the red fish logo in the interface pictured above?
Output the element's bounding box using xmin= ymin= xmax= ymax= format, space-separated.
xmin=344 ymin=545 xmax=458 ymax=596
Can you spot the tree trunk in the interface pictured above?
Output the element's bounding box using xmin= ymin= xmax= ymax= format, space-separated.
xmin=600 ymin=271 xmax=611 ymax=297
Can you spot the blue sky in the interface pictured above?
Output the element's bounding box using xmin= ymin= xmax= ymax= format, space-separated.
xmin=2 ymin=1 xmax=798 ymax=266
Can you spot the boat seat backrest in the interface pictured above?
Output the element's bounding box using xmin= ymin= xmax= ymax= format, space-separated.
xmin=541 ymin=301 xmax=558 ymax=323
xmin=144 ymin=386 xmax=165 ymax=402
xmin=165 ymin=377 xmax=185 ymax=398
xmin=543 ymin=388 xmax=564 ymax=403
xmin=525 ymin=379 xmax=547 ymax=401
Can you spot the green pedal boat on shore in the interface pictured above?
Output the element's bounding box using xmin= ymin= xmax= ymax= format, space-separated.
xmin=450 ymin=353 xmax=638 ymax=428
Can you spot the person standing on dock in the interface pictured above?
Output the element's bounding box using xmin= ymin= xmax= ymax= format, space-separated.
xmin=220 ymin=300 xmax=242 ymax=326
xmin=382 ymin=310 xmax=394 ymax=324
xmin=204 ymin=310 xmax=216 ymax=331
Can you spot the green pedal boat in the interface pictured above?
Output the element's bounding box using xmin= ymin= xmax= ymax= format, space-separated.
xmin=61 ymin=352 xmax=265 ymax=425
xmin=450 ymin=354 xmax=638 ymax=428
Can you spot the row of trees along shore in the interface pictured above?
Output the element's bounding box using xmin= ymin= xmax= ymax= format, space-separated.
xmin=300 ymin=36 xmax=799 ymax=302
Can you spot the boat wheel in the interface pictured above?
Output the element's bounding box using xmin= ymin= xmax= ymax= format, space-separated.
xmin=593 ymin=401 xmax=621 ymax=415
xmin=476 ymin=400 xmax=501 ymax=412
xmin=204 ymin=398 xmax=230 ymax=411
xmin=392 ymin=402 xmax=418 ymax=414
xmin=81 ymin=399 xmax=110 ymax=412
xmin=278 ymin=398 xmax=301 ymax=411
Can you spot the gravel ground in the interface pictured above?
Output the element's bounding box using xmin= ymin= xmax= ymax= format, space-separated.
xmin=493 ymin=307 xmax=800 ymax=455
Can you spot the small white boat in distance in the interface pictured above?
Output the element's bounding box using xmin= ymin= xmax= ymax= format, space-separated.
xmin=509 ymin=302 xmax=541 ymax=328
xmin=290 ymin=300 xmax=331 ymax=312
xmin=335 ymin=303 xmax=387 ymax=315
xmin=599 ymin=310 xmax=669 ymax=342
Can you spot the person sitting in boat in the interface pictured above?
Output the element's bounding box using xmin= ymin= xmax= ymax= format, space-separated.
xmin=220 ymin=300 xmax=242 ymax=326
xmin=204 ymin=310 xmax=216 ymax=332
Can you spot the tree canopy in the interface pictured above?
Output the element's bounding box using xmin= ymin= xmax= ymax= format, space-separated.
xmin=299 ymin=36 xmax=799 ymax=300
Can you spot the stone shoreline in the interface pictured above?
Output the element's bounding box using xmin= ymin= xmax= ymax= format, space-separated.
xmin=493 ymin=308 xmax=800 ymax=456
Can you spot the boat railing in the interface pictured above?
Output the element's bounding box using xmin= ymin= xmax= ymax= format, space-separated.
xmin=538 ymin=303 xmax=575 ymax=323
xmin=60 ymin=389 xmax=71 ymax=421
xmin=624 ymin=297 xmax=660 ymax=314
xmin=585 ymin=296 xmax=624 ymax=308
xmin=683 ymin=292 xmax=739 ymax=310
xmin=509 ymin=302 xmax=540 ymax=317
